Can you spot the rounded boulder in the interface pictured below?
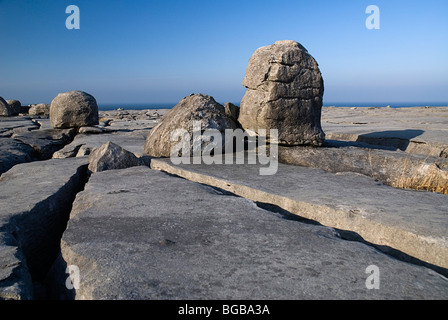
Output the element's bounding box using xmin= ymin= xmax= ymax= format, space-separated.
xmin=50 ymin=91 xmax=99 ymax=129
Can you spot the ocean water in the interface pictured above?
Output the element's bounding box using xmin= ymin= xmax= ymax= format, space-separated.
xmin=98 ymin=102 xmax=448 ymax=111
xmin=98 ymin=103 xmax=176 ymax=111
xmin=323 ymin=102 xmax=448 ymax=108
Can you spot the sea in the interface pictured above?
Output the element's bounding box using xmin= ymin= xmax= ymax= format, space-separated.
xmin=97 ymin=102 xmax=448 ymax=111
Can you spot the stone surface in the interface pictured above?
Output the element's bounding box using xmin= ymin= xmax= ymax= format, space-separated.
xmin=150 ymin=157 xmax=448 ymax=272
xmin=278 ymin=143 xmax=448 ymax=194
xmin=50 ymin=91 xmax=99 ymax=129
xmin=6 ymin=100 xmax=21 ymax=116
xmin=224 ymin=102 xmax=240 ymax=124
xmin=0 ymin=157 xmax=89 ymax=299
xmin=2 ymin=106 xmax=447 ymax=300
xmin=53 ymin=130 xmax=149 ymax=159
xmin=77 ymin=126 xmax=108 ymax=134
xmin=88 ymin=141 xmax=141 ymax=173
xmin=0 ymin=138 xmax=35 ymax=175
xmin=32 ymin=118 xmax=53 ymax=130
xmin=12 ymin=128 xmax=76 ymax=160
xmin=0 ymin=232 xmax=33 ymax=300
xmin=144 ymin=94 xmax=239 ymax=157
xmin=0 ymin=117 xmax=38 ymax=135
xmin=0 ymin=97 xmax=12 ymax=117
xmin=321 ymin=106 xmax=448 ymax=158
xmin=29 ymin=103 xmax=50 ymax=117
xmin=238 ymin=40 xmax=325 ymax=146
xmin=48 ymin=166 xmax=448 ymax=300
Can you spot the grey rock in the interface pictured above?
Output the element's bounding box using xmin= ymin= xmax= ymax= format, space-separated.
xmin=224 ymin=102 xmax=240 ymax=124
xmin=29 ymin=103 xmax=50 ymax=117
xmin=19 ymin=105 xmax=30 ymax=115
xmin=321 ymin=106 xmax=448 ymax=158
xmin=0 ymin=157 xmax=89 ymax=299
xmin=32 ymin=118 xmax=52 ymax=130
xmin=0 ymin=138 xmax=35 ymax=175
xmin=238 ymin=40 xmax=325 ymax=146
xmin=12 ymin=128 xmax=76 ymax=160
xmin=53 ymin=130 xmax=149 ymax=159
xmin=106 ymin=119 xmax=157 ymax=132
xmin=0 ymin=118 xmax=39 ymax=138
xmin=50 ymin=91 xmax=99 ymax=129
xmin=278 ymin=143 xmax=448 ymax=194
xmin=150 ymin=157 xmax=448 ymax=272
xmin=144 ymin=94 xmax=239 ymax=157
xmin=88 ymin=141 xmax=141 ymax=173
xmin=49 ymin=166 xmax=448 ymax=299
xmin=77 ymin=126 xmax=108 ymax=134
xmin=6 ymin=100 xmax=21 ymax=116
xmin=0 ymin=97 xmax=12 ymax=117
xmin=0 ymin=233 xmax=33 ymax=300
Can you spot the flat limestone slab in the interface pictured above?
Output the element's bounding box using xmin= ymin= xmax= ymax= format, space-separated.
xmin=52 ymin=131 xmax=149 ymax=159
xmin=321 ymin=106 xmax=448 ymax=157
xmin=0 ymin=157 xmax=89 ymax=299
xmin=0 ymin=117 xmax=38 ymax=135
xmin=0 ymin=138 xmax=35 ymax=175
xmin=150 ymin=157 xmax=448 ymax=271
xmin=53 ymin=166 xmax=448 ymax=299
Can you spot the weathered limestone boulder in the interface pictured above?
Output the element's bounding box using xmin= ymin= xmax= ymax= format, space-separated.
xmin=50 ymin=91 xmax=99 ymax=129
xmin=88 ymin=141 xmax=140 ymax=173
xmin=29 ymin=103 xmax=50 ymax=117
xmin=6 ymin=100 xmax=21 ymax=116
xmin=144 ymin=94 xmax=239 ymax=157
xmin=238 ymin=40 xmax=325 ymax=146
xmin=0 ymin=97 xmax=12 ymax=117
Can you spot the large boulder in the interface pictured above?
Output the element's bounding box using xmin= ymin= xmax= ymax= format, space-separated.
xmin=238 ymin=40 xmax=325 ymax=146
xmin=50 ymin=91 xmax=99 ymax=129
xmin=0 ymin=96 xmax=12 ymax=117
xmin=144 ymin=94 xmax=239 ymax=157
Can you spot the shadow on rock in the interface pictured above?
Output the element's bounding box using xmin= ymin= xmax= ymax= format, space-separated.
xmin=356 ymin=129 xmax=425 ymax=151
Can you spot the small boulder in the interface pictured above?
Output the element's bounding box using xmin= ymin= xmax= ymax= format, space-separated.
xmin=78 ymin=126 xmax=106 ymax=134
xmin=88 ymin=141 xmax=140 ymax=173
xmin=0 ymin=96 xmax=12 ymax=117
xmin=6 ymin=100 xmax=21 ymax=116
xmin=50 ymin=91 xmax=99 ymax=129
xmin=144 ymin=94 xmax=239 ymax=157
xmin=29 ymin=103 xmax=50 ymax=117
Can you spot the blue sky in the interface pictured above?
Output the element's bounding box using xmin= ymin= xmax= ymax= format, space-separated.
xmin=0 ymin=0 xmax=447 ymax=105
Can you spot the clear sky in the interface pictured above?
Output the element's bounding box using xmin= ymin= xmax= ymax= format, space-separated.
xmin=1 ymin=0 xmax=447 ymax=106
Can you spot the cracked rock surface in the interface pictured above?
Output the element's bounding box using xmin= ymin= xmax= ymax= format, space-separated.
xmin=50 ymin=166 xmax=448 ymax=300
